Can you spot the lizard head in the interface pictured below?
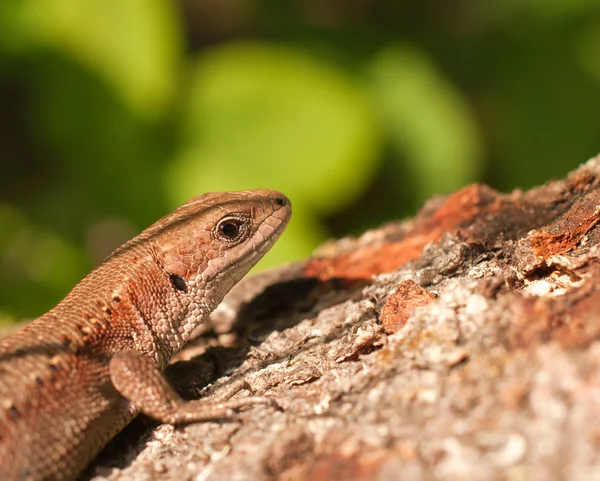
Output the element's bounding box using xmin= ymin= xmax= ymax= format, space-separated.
xmin=150 ymin=189 xmax=291 ymax=310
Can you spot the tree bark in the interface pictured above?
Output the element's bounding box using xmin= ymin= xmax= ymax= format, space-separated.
xmin=87 ymin=155 xmax=600 ymax=481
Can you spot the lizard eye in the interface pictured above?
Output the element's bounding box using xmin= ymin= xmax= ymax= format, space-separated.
xmin=220 ymin=220 xmax=240 ymax=239
xmin=215 ymin=216 xmax=250 ymax=243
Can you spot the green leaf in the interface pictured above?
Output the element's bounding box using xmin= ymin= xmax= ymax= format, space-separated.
xmin=0 ymin=204 xmax=87 ymax=304
xmin=369 ymin=45 xmax=483 ymax=201
xmin=0 ymin=0 xmax=182 ymax=119
xmin=166 ymin=42 xmax=380 ymax=217
xmin=577 ymin=21 xmax=600 ymax=87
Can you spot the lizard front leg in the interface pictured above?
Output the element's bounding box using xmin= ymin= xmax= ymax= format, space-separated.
xmin=109 ymin=351 xmax=276 ymax=424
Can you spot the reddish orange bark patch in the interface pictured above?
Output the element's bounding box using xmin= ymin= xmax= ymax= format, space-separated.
xmin=380 ymin=280 xmax=436 ymax=333
xmin=298 ymin=450 xmax=391 ymax=481
xmin=528 ymin=189 xmax=600 ymax=259
xmin=306 ymin=184 xmax=500 ymax=281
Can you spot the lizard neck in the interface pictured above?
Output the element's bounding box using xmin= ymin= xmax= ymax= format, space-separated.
xmin=119 ymin=246 xmax=238 ymax=369
xmin=141 ymin=292 xmax=214 ymax=369
xmin=116 ymin=259 xmax=215 ymax=369
xmin=41 ymin=243 xmax=232 ymax=370
xmin=43 ymin=244 xmax=214 ymax=370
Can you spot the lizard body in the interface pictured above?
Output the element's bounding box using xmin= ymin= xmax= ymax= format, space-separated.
xmin=0 ymin=189 xmax=291 ymax=480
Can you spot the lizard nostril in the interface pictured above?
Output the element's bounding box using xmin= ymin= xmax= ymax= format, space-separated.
xmin=273 ymin=195 xmax=287 ymax=207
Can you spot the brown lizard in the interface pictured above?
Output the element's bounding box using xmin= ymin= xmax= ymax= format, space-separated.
xmin=0 ymin=189 xmax=291 ymax=480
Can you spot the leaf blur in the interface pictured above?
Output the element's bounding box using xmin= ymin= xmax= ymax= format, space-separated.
xmin=0 ymin=0 xmax=599 ymax=321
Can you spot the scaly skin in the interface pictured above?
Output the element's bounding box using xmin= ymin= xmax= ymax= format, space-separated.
xmin=0 ymin=190 xmax=291 ymax=481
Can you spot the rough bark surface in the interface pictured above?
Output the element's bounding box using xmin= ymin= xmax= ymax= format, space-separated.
xmin=86 ymin=156 xmax=600 ymax=480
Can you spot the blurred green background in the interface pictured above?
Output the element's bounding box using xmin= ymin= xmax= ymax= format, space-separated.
xmin=1 ymin=1 xmax=600 ymax=322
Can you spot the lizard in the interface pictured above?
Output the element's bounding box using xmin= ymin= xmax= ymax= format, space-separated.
xmin=0 ymin=189 xmax=291 ymax=481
